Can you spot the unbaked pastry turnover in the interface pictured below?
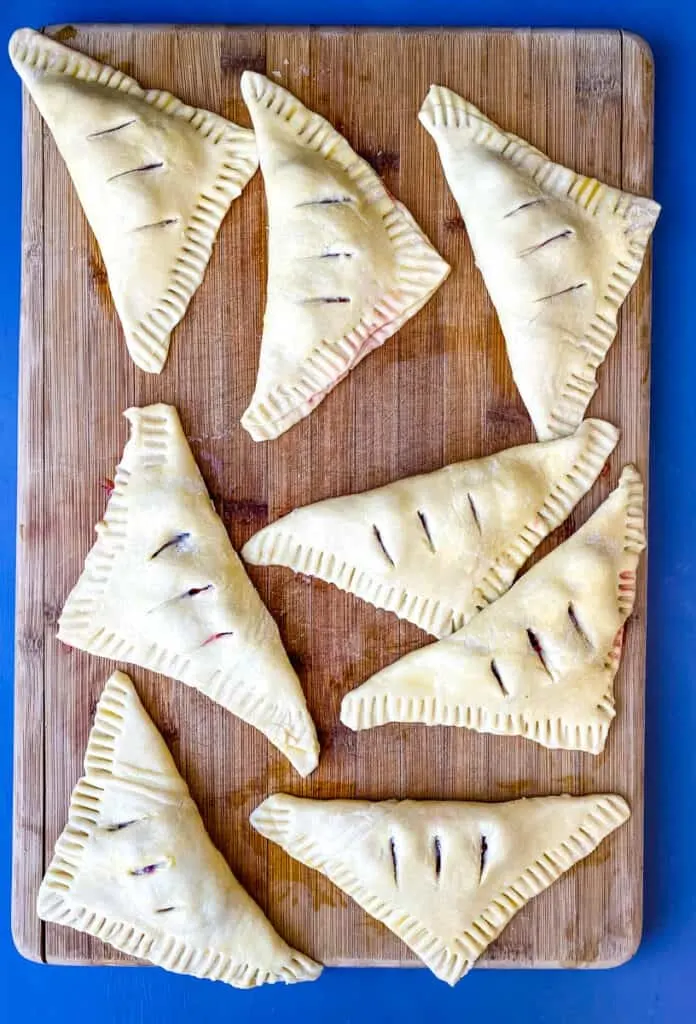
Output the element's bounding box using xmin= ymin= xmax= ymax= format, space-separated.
xmin=9 ymin=27 xmax=258 ymax=373
xmin=242 ymin=419 xmax=618 ymax=636
xmin=240 ymin=71 xmax=450 ymax=440
xmin=58 ymin=404 xmax=319 ymax=776
xmin=38 ymin=671 xmax=321 ymax=987
xmin=340 ymin=466 xmax=645 ymax=753
xmin=251 ymin=792 xmax=629 ymax=984
xmin=419 ymin=85 xmax=660 ymax=440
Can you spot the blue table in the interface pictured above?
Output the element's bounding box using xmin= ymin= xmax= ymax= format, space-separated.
xmin=1 ymin=1 xmax=694 ymax=1020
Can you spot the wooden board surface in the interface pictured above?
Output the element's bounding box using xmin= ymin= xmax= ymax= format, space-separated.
xmin=13 ymin=24 xmax=655 ymax=970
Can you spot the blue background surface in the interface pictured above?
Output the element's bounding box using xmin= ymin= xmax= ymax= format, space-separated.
xmin=1 ymin=1 xmax=694 ymax=1020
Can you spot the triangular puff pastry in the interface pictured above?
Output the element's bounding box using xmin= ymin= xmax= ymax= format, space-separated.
xmin=239 ymin=71 xmax=450 ymax=440
xmin=9 ymin=28 xmax=258 ymax=373
xmin=39 ymin=672 xmax=321 ymax=987
xmin=251 ymin=793 xmax=629 ymax=984
xmin=243 ymin=419 xmax=618 ymax=636
xmin=58 ymin=404 xmax=319 ymax=776
xmin=419 ymin=86 xmax=660 ymax=440
xmin=341 ymin=466 xmax=645 ymax=753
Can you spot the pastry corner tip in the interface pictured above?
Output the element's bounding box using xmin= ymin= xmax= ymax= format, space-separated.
xmin=122 ymin=404 xmax=140 ymax=423
xmin=239 ymin=530 xmax=268 ymax=565
xmin=302 ymin=957 xmax=324 ymax=982
xmin=582 ymin=416 xmax=620 ymax=438
xmin=248 ymin=799 xmax=271 ymax=834
xmin=124 ymin=321 xmax=172 ymax=375
xmin=435 ymin=250 xmax=453 ymax=281
xmin=586 ymin=793 xmax=631 ymax=830
xmin=240 ymin=68 xmax=268 ymax=102
xmin=129 ymin=346 xmax=168 ymax=376
xmin=282 ymin=951 xmax=323 ymax=984
xmin=629 ymin=191 xmax=661 ymax=232
xmin=289 ymin=746 xmax=320 ymax=778
xmin=36 ymin=883 xmax=65 ymax=924
xmin=417 ymin=84 xmax=454 ymax=130
xmin=338 ymin=694 xmax=359 ymax=731
xmin=239 ymin=536 xmax=255 ymax=562
xmin=8 ymin=27 xmax=34 ymax=67
xmin=577 ymin=417 xmax=620 ymax=457
xmin=606 ymin=792 xmax=631 ymax=823
xmin=102 ymin=668 xmax=135 ymax=697
xmin=240 ymin=403 xmax=278 ymax=443
xmin=9 ymin=27 xmax=67 ymax=72
xmin=249 ymin=793 xmax=293 ymax=839
xmin=417 ymin=96 xmax=436 ymax=128
xmin=618 ymin=462 xmax=643 ymax=488
xmin=123 ymin=401 xmax=176 ymax=426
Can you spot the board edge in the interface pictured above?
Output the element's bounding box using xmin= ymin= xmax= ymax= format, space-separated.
xmin=12 ymin=86 xmax=46 ymax=966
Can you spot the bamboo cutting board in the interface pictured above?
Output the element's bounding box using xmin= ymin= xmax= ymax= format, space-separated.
xmin=13 ymin=24 xmax=655 ymax=970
